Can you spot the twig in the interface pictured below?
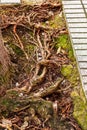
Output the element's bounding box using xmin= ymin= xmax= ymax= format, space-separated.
xmin=13 ymin=24 xmax=24 ymax=49
xmin=38 ymin=59 xmax=59 ymax=67
xmin=13 ymin=104 xmax=30 ymax=113
xmin=13 ymin=124 xmax=21 ymax=130
xmin=0 ymin=123 xmax=12 ymax=130
xmin=37 ymin=32 xmax=45 ymax=59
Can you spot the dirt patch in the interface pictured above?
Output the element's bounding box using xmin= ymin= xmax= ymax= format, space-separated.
xmin=0 ymin=1 xmax=84 ymax=130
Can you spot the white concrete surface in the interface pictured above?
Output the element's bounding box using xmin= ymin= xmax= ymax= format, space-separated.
xmin=62 ymin=0 xmax=87 ymax=98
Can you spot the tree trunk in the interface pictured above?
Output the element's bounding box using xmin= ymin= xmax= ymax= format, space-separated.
xmin=0 ymin=29 xmax=10 ymax=76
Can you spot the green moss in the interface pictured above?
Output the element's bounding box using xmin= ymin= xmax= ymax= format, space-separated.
xmin=61 ymin=64 xmax=73 ymax=77
xmin=9 ymin=43 xmax=24 ymax=56
xmin=0 ymin=90 xmax=21 ymax=116
xmin=54 ymin=26 xmax=87 ymax=129
xmin=56 ymin=34 xmax=80 ymax=86
xmin=61 ymin=63 xmax=80 ymax=86
xmin=21 ymin=34 xmax=35 ymax=56
xmin=0 ymin=70 xmax=10 ymax=86
xmin=37 ymin=100 xmax=53 ymax=119
xmin=25 ymin=44 xmax=35 ymax=55
xmin=55 ymin=34 xmax=68 ymax=49
xmin=7 ymin=90 xmax=19 ymax=97
xmin=49 ymin=15 xmax=64 ymax=29
xmin=55 ymin=34 xmax=74 ymax=60
xmin=71 ymin=89 xmax=87 ymax=130
xmin=1 ymin=97 xmax=18 ymax=114
xmin=66 ymin=62 xmax=80 ymax=86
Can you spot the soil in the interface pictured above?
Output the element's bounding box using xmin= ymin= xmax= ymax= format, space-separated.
xmin=0 ymin=0 xmax=84 ymax=130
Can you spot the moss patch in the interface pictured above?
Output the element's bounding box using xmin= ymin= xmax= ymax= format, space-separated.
xmin=55 ymin=34 xmax=74 ymax=60
xmin=71 ymin=88 xmax=87 ymax=130
xmin=61 ymin=64 xmax=73 ymax=77
xmin=49 ymin=14 xmax=65 ymax=29
xmin=58 ymin=33 xmax=87 ymax=129
xmin=53 ymin=18 xmax=87 ymax=129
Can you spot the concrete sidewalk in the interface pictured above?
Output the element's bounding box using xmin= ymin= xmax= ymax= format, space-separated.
xmin=62 ymin=0 xmax=87 ymax=98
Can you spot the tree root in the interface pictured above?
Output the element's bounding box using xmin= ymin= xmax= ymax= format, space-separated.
xmin=28 ymin=67 xmax=47 ymax=92
xmin=13 ymin=23 xmax=29 ymax=60
xmin=0 ymin=29 xmax=11 ymax=75
xmin=38 ymin=59 xmax=60 ymax=67
xmin=10 ymin=66 xmax=47 ymax=93
xmin=29 ymin=77 xmax=63 ymax=98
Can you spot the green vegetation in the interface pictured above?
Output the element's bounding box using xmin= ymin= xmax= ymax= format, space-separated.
xmin=61 ymin=64 xmax=73 ymax=77
xmin=0 ymin=3 xmax=87 ymax=129
xmin=49 ymin=15 xmax=64 ymax=29
xmin=55 ymin=34 xmax=74 ymax=60
xmin=53 ymin=15 xmax=87 ymax=129
xmin=71 ymin=88 xmax=87 ymax=130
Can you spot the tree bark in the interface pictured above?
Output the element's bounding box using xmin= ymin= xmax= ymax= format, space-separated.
xmin=0 ymin=29 xmax=10 ymax=76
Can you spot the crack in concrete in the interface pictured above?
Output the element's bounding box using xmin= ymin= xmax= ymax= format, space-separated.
xmin=80 ymin=0 xmax=87 ymax=18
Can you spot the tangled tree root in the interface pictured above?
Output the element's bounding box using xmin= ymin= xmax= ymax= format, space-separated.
xmin=0 ymin=2 xmax=73 ymax=130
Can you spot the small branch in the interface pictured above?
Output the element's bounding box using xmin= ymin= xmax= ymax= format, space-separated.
xmin=13 ymin=24 xmax=24 ymax=49
xmin=0 ymin=123 xmax=12 ymax=130
xmin=37 ymin=32 xmax=45 ymax=60
xmin=38 ymin=59 xmax=59 ymax=67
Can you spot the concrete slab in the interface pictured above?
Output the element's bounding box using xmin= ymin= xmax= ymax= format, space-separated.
xmin=78 ymin=56 xmax=87 ymax=61
xmin=64 ymin=9 xmax=84 ymax=13
xmin=84 ymin=5 xmax=87 ymax=8
xmin=72 ymin=39 xmax=87 ymax=43
xmin=0 ymin=0 xmax=45 ymax=4
xmin=74 ymin=45 xmax=87 ymax=50
xmin=1 ymin=0 xmax=20 ymax=3
xmin=62 ymin=0 xmax=87 ymax=98
xmin=82 ymin=1 xmax=87 ymax=4
xmin=76 ymin=50 xmax=87 ymax=56
xmin=79 ymin=62 xmax=87 ymax=68
xmin=63 ymin=4 xmax=82 ymax=9
xmin=67 ymin=18 xmax=87 ymax=23
xmin=69 ymin=28 xmax=87 ymax=32
xmin=68 ymin=23 xmax=87 ymax=27
xmin=66 ymin=13 xmax=85 ymax=18
xmin=82 ymin=77 xmax=87 ymax=83
xmin=62 ymin=1 xmax=81 ymax=5
xmin=71 ymin=33 xmax=87 ymax=38
xmin=81 ymin=69 xmax=87 ymax=76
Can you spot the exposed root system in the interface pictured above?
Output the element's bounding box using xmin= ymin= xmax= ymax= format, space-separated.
xmin=0 ymin=1 xmax=82 ymax=130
